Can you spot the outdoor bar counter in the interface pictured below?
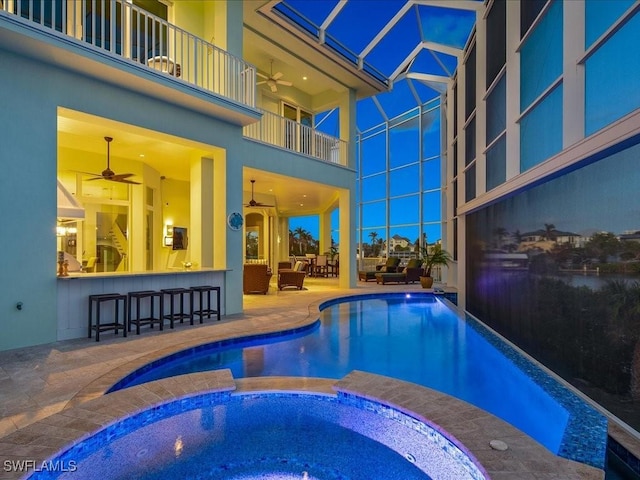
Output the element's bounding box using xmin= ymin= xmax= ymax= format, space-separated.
xmin=57 ymin=269 xmax=227 ymax=341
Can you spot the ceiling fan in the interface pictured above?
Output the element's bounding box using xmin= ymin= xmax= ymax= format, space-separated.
xmin=245 ymin=179 xmax=274 ymax=208
xmin=85 ymin=137 xmax=140 ymax=185
xmin=257 ymin=59 xmax=292 ymax=93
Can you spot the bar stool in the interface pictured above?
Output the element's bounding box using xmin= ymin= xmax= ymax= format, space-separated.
xmin=88 ymin=293 xmax=127 ymax=342
xmin=190 ymin=285 xmax=221 ymax=323
xmin=127 ymin=290 xmax=162 ymax=335
xmin=160 ymin=288 xmax=192 ymax=328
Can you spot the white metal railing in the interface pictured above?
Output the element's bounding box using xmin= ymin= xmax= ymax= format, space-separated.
xmin=2 ymin=0 xmax=256 ymax=108
xmin=244 ymin=109 xmax=348 ymax=166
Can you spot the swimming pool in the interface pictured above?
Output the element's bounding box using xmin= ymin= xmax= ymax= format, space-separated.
xmin=27 ymin=392 xmax=488 ymax=480
xmin=109 ymin=293 xmax=607 ymax=468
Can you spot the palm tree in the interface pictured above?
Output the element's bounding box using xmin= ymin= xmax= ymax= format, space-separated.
xmin=302 ymin=230 xmax=318 ymax=253
xmin=293 ymin=227 xmax=309 ymax=255
xmin=368 ymin=231 xmax=378 ymax=257
xmin=420 ymin=243 xmax=452 ymax=278
xmin=494 ymin=227 xmax=508 ymax=250
xmin=288 ymin=229 xmax=296 ymax=255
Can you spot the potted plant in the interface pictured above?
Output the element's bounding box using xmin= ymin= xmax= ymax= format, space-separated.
xmin=419 ymin=244 xmax=452 ymax=289
xmin=325 ymin=245 xmax=339 ymax=263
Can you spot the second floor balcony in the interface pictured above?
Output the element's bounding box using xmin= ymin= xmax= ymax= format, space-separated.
xmin=1 ymin=0 xmax=256 ymax=115
xmin=244 ymin=109 xmax=348 ymax=166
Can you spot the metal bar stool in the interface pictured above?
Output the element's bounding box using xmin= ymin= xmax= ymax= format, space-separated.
xmin=88 ymin=293 xmax=127 ymax=342
xmin=160 ymin=288 xmax=192 ymax=328
xmin=190 ymin=285 xmax=221 ymax=323
xmin=127 ymin=290 xmax=162 ymax=335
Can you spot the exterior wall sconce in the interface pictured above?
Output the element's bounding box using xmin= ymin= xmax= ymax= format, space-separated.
xmin=56 ymin=226 xmax=78 ymax=237
xmin=164 ymin=224 xmax=173 ymax=247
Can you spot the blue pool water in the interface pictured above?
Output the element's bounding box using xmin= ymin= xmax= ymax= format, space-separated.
xmin=111 ymin=293 xmax=607 ymax=468
xmin=29 ymin=393 xmax=487 ymax=480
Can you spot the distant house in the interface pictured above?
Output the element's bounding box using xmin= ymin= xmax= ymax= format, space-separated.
xmin=619 ymin=230 xmax=640 ymax=242
xmin=519 ymin=229 xmax=581 ymax=252
xmin=389 ymin=234 xmax=413 ymax=251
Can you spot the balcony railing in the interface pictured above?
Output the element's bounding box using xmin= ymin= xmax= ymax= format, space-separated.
xmin=2 ymin=0 xmax=256 ymax=108
xmin=244 ymin=109 xmax=348 ymax=166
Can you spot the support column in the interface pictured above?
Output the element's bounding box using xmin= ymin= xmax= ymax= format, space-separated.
xmin=505 ymin=0 xmax=521 ymax=179
xmin=475 ymin=8 xmax=487 ymax=197
xmin=339 ymin=188 xmax=355 ymax=288
xmin=190 ymin=157 xmax=214 ymax=268
xmin=224 ymin=152 xmax=243 ymax=315
xmin=129 ymin=181 xmax=145 ymax=271
xmin=563 ymin=0 xmax=585 ymax=148
xmin=213 ymin=0 xmax=242 ymax=57
xmin=338 ymin=87 xmax=357 ymax=287
xmin=339 ymin=89 xmax=357 ymax=169
xmin=277 ymin=216 xmax=290 ymax=264
xmin=319 ymin=210 xmax=332 ymax=255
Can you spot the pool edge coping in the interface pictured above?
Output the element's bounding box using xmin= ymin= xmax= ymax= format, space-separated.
xmin=0 ymin=370 xmax=603 ymax=480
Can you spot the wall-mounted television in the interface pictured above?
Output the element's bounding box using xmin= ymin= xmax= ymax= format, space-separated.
xmin=172 ymin=227 xmax=188 ymax=250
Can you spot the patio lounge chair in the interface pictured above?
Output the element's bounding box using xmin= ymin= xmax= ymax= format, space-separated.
xmin=243 ymin=264 xmax=272 ymax=294
xmin=278 ymin=261 xmax=307 ymax=290
xmin=358 ymin=257 xmax=400 ymax=282
xmin=375 ymin=258 xmax=424 ymax=284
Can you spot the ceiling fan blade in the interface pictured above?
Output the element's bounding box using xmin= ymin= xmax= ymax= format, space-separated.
xmin=272 ymin=71 xmax=284 ymax=81
xmin=111 ymin=173 xmax=135 ymax=180
xmin=114 ymin=178 xmax=141 ymax=185
xmin=246 ymin=203 xmax=274 ymax=208
xmin=256 ymin=72 xmax=269 ymax=79
xmin=110 ymin=173 xmax=140 ymax=184
xmin=276 ymin=80 xmax=292 ymax=86
xmin=85 ymin=176 xmax=104 ymax=181
xmin=256 ymin=81 xmax=267 ymax=85
xmin=269 ymin=83 xmax=278 ymax=93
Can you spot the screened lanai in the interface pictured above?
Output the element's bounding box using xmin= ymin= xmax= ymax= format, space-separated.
xmin=268 ymin=0 xmax=478 ymax=261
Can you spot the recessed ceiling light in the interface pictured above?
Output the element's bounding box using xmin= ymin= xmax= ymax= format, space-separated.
xmin=300 ymin=203 xmax=304 ymax=206
xmin=269 ymin=188 xmax=273 ymax=192
xmin=139 ymin=154 xmax=145 ymax=158
xmin=303 ymin=194 xmax=307 ymax=197
xmin=302 ymin=76 xmax=307 ymax=80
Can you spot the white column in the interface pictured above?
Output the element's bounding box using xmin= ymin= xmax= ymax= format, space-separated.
xmin=339 ymin=89 xmax=357 ymax=169
xmin=190 ymin=156 xmax=214 ymax=268
xmin=319 ymin=210 xmax=332 ymax=255
xmin=130 ymin=182 xmax=145 ymax=271
xmin=339 ymin=188 xmax=356 ymax=288
xmin=563 ymin=0 xmax=585 ymax=148
xmin=475 ymin=11 xmax=487 ymax=197
xmin=505 ymin=0 xmax=521 ymax=179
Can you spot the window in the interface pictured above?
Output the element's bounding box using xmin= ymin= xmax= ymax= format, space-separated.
xmin=486 ymin=0 xmax=506 ymax=87
xmin=521 ymin=85 xmax=563 ymax=171
xmin=585 ymin=10 xmax=640 ymax=135
xmin=521 ymin=0 xmax=547 ymax=38
xmin=465 ymin=44 xmax=476 ymax=120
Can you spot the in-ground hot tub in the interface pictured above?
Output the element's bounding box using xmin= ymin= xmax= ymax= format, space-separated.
xmin=28 ymin=391 xmax=487 ymax=480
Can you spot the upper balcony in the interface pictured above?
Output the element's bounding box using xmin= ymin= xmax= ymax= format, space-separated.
xmin=244 ymin=109 xmax=348 ymax=166
xmin=0 ymin=0 xmax=259 ymax=125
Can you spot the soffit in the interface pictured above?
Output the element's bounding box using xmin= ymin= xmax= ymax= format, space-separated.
xmin=243 ymin=0 xmax=389 ymax=100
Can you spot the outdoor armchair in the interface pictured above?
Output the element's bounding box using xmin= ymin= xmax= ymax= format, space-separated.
xmin=358 ymin=257 xmax=401 ymax=281
xmin=243 ymin=264 xmax=272 ymax=294
xmin=278 ymin=261 xmax=307 ymax=290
